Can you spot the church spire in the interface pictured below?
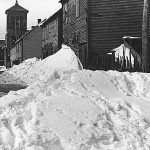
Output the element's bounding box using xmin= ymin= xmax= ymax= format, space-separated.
xmin=15 ymin=0 xmax=18 ymax=5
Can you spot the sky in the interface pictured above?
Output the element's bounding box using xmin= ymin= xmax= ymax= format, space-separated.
xmin=0 ymin=0 xmax=61 ymax=39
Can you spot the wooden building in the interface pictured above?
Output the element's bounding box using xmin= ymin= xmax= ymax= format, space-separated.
xmin=60 ymin=0 xmax=148 ymax=70
xmin=10 ymin=23 xmax=42 ymax=67
xmin=60 ymin=0 xmax=87 ymax=68
xmin=0 ymin=40 xmax=5 ymax=66
xmin=41 ymin=9 xmax=63 ymax=59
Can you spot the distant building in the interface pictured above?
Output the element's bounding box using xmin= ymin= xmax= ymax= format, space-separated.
xmin=5 ymin=0 xmax=28 ymax=67
xmin=41 ymin=9 xmax=63 ymax=59
xmin=60 ymin=0 xmax=148 ymax=70
xmin=0 ymin=40 xmax=5 ymax=66
xmin=10 ymin=21 xmax=43 ymax=67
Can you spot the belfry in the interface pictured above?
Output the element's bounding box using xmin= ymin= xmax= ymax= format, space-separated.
xmin=5 ymin=0 xmax=29 ymax=67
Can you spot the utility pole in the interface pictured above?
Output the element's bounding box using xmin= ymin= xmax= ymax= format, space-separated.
xmin=142 ymin=0 xmax=149 ymax=72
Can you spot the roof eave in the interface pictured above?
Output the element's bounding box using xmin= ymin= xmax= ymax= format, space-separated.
xmin=5 ymin=9 xmax=29 ymax=14
xmin=5 ymin=4 xmax=29 ymax=14
xmin=59 ymin=0 xmax=69 ymax=4
xmin=41 ymin=9 xmax=62 ymax=27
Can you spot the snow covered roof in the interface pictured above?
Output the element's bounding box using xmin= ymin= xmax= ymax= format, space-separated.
xmin=59 ymin=0 xmax=69 ymax=4
xmin=122 ymin=36 xmax=143 ymax=55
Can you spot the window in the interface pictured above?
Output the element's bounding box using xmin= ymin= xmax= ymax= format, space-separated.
xmin=75 ymin=0 xmax=80 ymax=18
xmin=20 ymin=16 xmax=23 ymax=29
xmin=11 ymin=16 xmax=15 ymax=28
xmin=71 ymin=32 xmax=80 ymax=47
xmin=42 ymin=29 xmax=44 ymax=40
xmin=24 ymin=23 xmax=26 ymax=28
xmin=44 ymin=28 xmax=46 ymax=40
xmin=16 ymin=16 xmax=19 ymax=28
xmin=11 ymin=36 xmax=16 ymax=46
xmin=63 ymin=3 xmax=68 ymax=23
xmin=18 ymin=42 xmax=21 ymax=52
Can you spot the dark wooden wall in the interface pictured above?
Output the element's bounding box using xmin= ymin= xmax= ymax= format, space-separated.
xmin=89 ymin=0 xmax=145 ymax=53
xmin=88 ymin=0 xmax=148 ymax=68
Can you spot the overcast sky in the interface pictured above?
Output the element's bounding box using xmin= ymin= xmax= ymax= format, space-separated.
xmin=0 ymin=0 xmax=61 ymax=39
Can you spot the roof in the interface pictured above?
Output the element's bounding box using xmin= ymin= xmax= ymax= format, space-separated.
xmin=5 ymin=1 xmax=28 ymax=14
xmin=59 ymin=0 xmax=69 ymax=4
xmin=40 ymin=9 xmax=62 ymax=27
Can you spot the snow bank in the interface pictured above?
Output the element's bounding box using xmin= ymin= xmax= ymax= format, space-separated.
xmin=107 ymin=71 xmax=150 ymax=100
xmin=1 ymin=46 xmax=150 ymax=149
xmin=0 ymin=69 xmax=150 ymax=149
xmin=0 ymin=45 xmax=82 ymax=85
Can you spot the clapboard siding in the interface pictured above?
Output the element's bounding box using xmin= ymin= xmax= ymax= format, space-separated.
xmin=62 ymin=0 xmax=87 ymax=57
xmin=89 ymin=0 xmax=147 ymax=54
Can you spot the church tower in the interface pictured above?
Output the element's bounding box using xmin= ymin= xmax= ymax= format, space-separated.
xmin=5 ymin=0 xmax=28 ymax=67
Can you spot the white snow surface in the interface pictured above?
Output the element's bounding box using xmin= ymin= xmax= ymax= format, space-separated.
xmin=0 ymin=45 xmax=82 ymax=85
xmin=1 ymin=45 xmax=150 ymax=149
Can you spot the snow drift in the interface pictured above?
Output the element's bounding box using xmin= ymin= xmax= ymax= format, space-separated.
xmin=0 ymin=45 xmax=82 ymax=85
xmin=0 ymin=45 xmax=150 ymax=149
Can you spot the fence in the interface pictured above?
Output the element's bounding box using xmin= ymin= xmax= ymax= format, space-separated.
xmin=88 ymin=47 xmax=142 ymax=72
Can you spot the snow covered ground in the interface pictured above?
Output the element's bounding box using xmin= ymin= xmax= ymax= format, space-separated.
xmin=0 ymin=66 xmax=6 ymax=71
xmin=0 ymin=45 xmax=150 ymax=149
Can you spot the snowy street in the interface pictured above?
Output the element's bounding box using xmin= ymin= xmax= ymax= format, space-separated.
xmin=0 ymin=45 xmax=150 ymax=150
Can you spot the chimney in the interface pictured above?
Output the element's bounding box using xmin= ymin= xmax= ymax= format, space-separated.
xmin=31 ymin=26 xmax=35 ymax=29
xmin=38 ymin=19 xmax=41 ymax=24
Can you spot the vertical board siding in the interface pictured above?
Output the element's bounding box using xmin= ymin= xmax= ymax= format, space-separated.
xmin=89 ymin=0 xmax=147 ymax=54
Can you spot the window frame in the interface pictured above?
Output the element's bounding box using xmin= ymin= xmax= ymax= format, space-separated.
xmin=75 ymin=0 xmax=80 ymax=18
xmin=63 ymin=2 xmax=69 ymax=23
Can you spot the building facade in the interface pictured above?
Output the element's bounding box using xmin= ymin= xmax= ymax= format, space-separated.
xmin=5 ymin=0 xmax=28 ymax=67
xmin=10 ymin=25 xmax=42 ymax=67
xmin=60 ymin=0 xmax=148 ymax=70
xmin=0 ymin=40 xmax=5 ymax=66
xmin=41 ymin=9 xmax=63 ymax=59
xmin=60 ymin=0 xmax=87 ymax=68
xmin=87 ymin=0 xmax=146 ymax=70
